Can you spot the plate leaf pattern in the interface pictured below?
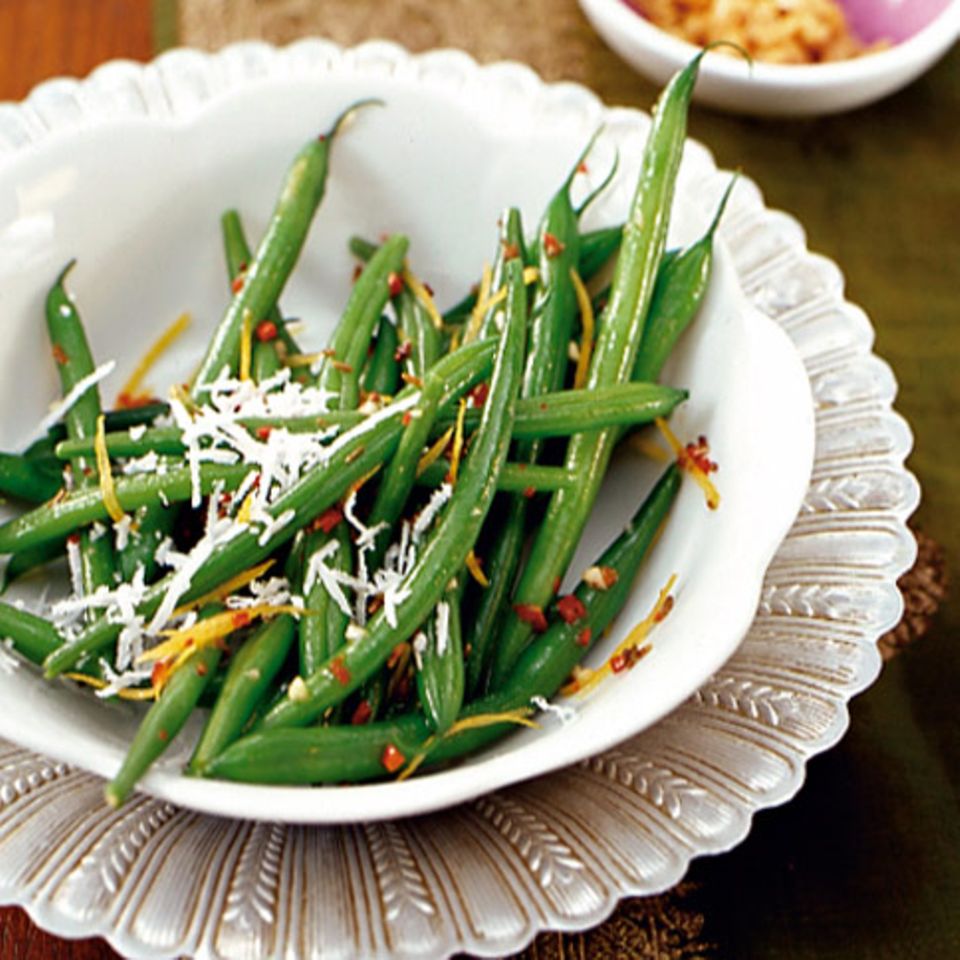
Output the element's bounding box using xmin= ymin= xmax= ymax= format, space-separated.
xmin=221 ymin=822 xmax=286 ymax=929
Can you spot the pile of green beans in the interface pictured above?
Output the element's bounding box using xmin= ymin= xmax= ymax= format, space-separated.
xmin=0 ymin=55 xmax=733 ymax=806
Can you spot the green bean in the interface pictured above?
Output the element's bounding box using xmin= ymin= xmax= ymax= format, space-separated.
xmin=318 ymin=235 xmax=408 ymax=409
xmin=42 ymin=340 xmax=496 ymax=678
xmin=188 ymin=614 xmax=295 ymax=774
xmin=299 ymin=522 xmax=352 ymax=676
xmin=192 ymin=101 xmax=379 ymax=394
xmin=633 ymin=176 xmax=736 ymax=383
xmin=364 ymin=372 xmax=444 ymax=568
xmin=220 ymin=208 xmax=301 ymax=359
xmin=416 ymin=460 xmax=572 ymax=494
xmin=116 ymin=504 xmax=177 ymax=584
xmin=58 ymin=381 xmax=687 ymax=463
xmin=252 ymin=339 xmax=281 ymax=382
xmin=362 ymin=316 xmax=400 ymax=396
xmin=475 ymin=208 xmax=527 ymax=340
xmin=104 ymin=608 xmax=224 ymax=808
xmin=0 ymin=453 xmax=61 ymax=503
xmin=1 ymin=539 xmax=66 ymax=591
xmin=255 ymin=258 xmax=527 ymax=732
xmin=201 ymin=464 xmax=680 ymax=783
xmin=45 ymin=262 xmax=117 ymax=601
xmin=468 ymin=144 xmax=585 ymax=695
xmin=0 ymin=600 xmax=64 ymax=664
xmin=577 ymin=224 xmax=622 ymax=281
xmin=0 ymin=463 xmax=252 ymax=554
xmin=490 ymin=52 xmax=703 ymax=689
xmin=416 ymin=578 xmax=465 ymax=734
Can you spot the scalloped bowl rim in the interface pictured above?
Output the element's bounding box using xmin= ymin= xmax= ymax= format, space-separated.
xmin=0 ymin=38 xmax=887 ymax=828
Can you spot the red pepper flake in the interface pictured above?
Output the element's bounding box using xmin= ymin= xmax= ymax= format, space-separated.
xmin=256 ymin=425 xmax=272 ymax=441
xmin=394 ymin=340 xmax=413 ymax=362
xmin=543 ymin=232 xmax=566 ymax=258
xmin=318 ymin=133 xmax=327 ymax=142
xmin=344 ymin=445 xmax=365 ymax=464
xmin=330 ymin=656 xmax=351 ymax=686
xmin=352 ymin=263 xmax=363 ymax=283
xmin=401 ymin=411 xmax=413 ymax=427
xmin=255 ymin=320 xmax=278 ymax=342
xmin=469 ymin=381 xmax=489 ymax=408
xmin=195 ymin=661 xmax=208 ymax=677
xmin=367 ymin=595 xmax=384 ymax=616
xmin=679 ymin=435 xmax=718 ymax=475
xmin=556 ymin=594 xmax=587 ymax=624
xmin=311 ymin=506 xmax=343 ymax=534
xmin=577 ymin=161 xmax=589 ymax=174
xmin=610 ymin=645 xmax=650 ymax=674
xmin=502 ymin=241 xmax=520 ymax=260
xmin=52 ymin=344 xmax=68 ymax=365
xmin=552 ymin=576 xmax=562 ymax=594
xmin=513 ymin=603 xmax=548 ymax=633
xmin=424 ymin=281 xmax=435 ymax=296
xmin=67 ymin=533 xmax=81 ymax=546
xmin=115 ymin=391 xmax=158 ymax=409
xmin=381 ymin=743 xmax=406 ymax=773
xmin=523 ymin=486 xmax=536 ymax=499
xmin=150 ymin=660 xmax=170 ymax=688
xmin=654 ymin=594 xmax=674 ymax=622
xmin=158 ymin=729 xmax=169 ymax=742
xmin=575 ymin=627 xmax=592 ymax=647
xmin=351 ymin=700 xmax=373 ymax=725
xmin=231 ymin=275 xmax=245 ymax=294
xmin=388 ymin=272 xmax=404 ymax=297
xmin=232 ymin=611 xmax=253 ymax=629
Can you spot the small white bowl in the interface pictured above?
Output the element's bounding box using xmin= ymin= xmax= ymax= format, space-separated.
xmin=578 ymin=0 xmax=960 ymax=115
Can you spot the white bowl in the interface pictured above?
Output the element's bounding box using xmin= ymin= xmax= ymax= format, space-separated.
xmin=578 ymin=0 xmax=960 ymax=115
xmin=0 ymin=41 xmax=814 ymax=823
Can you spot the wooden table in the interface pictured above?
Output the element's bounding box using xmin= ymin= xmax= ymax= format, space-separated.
xmin=1 ymin=1 xmax=957 ymax=957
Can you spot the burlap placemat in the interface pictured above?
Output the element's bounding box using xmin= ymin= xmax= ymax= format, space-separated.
xmin=179 ymin=0 xmax=661 ymax=106
xmin=175 ymin=4 xmax=947 ymax=957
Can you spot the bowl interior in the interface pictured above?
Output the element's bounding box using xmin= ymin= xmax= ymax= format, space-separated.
xmin=0 ymin=68 xmax=814 ymax=822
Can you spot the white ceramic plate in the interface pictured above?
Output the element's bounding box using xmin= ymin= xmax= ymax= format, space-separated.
xmin=578 ymin=0 xmax=960 ymax=115
xmin=0 ymin=40 xmax=917 ymax=960
xmin=0 ymin=40 xmax=814 ymax=824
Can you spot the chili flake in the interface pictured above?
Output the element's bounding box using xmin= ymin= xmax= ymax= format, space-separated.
xmin=311 ymin=506 xmax=343 ymax=534
xmin=381 ymin=743 xmax=406 ymax=773
xmin=388 ymin=271 xmax=405 ymax=297
xmin=231 ymin=275 xmax=245 ymax=294
xmin=351 ymin=700 xmax=373 ymax=725
xmin=256 ymin=426 xmax=272 ymax=441
xmin=329 ymin=656 xmax=351 ymax=686
xmin=543 ymin=232 xmax=566 ymax=258
xmin=583 ymin=565 xmax=619 ymax=590
xmin=255 ymin=320 xmax=278 ymax=342
xmin=469 ymin=381 xmax=489 ymax=408
xmin=52 ymin=344 xmax=68 ymax=365
xmin=394 ymin=340 xmax=413 ymax=362
xmin=575 ymin=627 xmax=592 ymax=647
xmin=523 ymin=486 xmax=536 ymax=499
xmin=502 ymin=241 xmax=520 ymax=260
xmin=513 ymin=603 xmax=548 ymax=633
xmin=556 ymin=594 xmax=587 ymax=624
